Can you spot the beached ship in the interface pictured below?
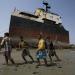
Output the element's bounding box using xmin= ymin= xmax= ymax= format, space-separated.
xmin=9 ymin=2 xmax=69 ymax=46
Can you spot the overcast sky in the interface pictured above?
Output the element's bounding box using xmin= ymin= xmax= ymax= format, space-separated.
xmin=0 ymin=0 xmax=75 ymax=44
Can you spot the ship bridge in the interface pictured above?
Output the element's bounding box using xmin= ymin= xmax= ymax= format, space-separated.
xmin=34 ymin=8 xmax=62 ymax=24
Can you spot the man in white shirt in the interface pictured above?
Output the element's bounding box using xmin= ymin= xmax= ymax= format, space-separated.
xmin=0 ymin=32 xmax=15 ymax=65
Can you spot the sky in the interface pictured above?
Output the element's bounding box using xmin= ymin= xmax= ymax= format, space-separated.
xmin=0 ymin=0 xmax=75 ymax=44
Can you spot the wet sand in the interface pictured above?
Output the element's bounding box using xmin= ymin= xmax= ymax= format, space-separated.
xmin=0 ymin=49 xmax=75 ymax=75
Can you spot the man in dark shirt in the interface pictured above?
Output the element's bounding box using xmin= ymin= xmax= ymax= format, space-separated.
xmin=19 ymin=36 xmax=34 ymax=64
xmin=49 ymin=41 xmax=60 ymax=63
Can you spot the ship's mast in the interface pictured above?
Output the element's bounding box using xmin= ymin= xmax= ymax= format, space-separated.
xmin=43 ymin=1 xmax=51 ymax=12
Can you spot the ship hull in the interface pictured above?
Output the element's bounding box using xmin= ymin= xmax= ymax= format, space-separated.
xmin=9 ymin=15 xmax=69 ymax=44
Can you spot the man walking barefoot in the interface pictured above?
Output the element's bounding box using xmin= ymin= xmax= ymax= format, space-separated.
xmin=0 ymin=32 xmax=15 ymax=65
xmin=19 ymin=36 xmax=34 ymax=64
xmin=36 ymin=35 xmax=47 ymax=67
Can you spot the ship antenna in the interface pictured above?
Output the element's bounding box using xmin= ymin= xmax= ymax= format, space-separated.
xmin=43 ymin=1 xmax=51 ymax=12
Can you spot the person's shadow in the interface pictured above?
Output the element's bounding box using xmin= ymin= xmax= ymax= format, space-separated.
xmin=46 ymin=63 xmax=57 ymax=67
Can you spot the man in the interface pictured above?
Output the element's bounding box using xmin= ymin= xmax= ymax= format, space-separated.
xmin=49 ymin=41 xmax=60 ymax=63
xmin=19 ymin=36 xmax=34 ymax=64
xmin=36 ymin=35 xmax=47 ymax=66
xmin=0 ymin=32 xmax=15 ymax=65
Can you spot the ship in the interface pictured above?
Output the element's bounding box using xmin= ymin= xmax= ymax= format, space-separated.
xmin=9 ymin=2 xmax=69 ymax=47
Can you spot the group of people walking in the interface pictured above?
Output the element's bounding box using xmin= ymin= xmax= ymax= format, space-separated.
xmin=0 ymin=32 xmax=60 ymax=67
xmin=36 ymin=35 xmax=60 ymax=67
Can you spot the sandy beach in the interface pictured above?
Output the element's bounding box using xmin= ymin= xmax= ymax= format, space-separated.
xmin=0 ymin=49 xmax=75 ymax=75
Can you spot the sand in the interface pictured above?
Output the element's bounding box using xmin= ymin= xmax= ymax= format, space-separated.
xmin=0 ymin=49 xmax=75 ymax=75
